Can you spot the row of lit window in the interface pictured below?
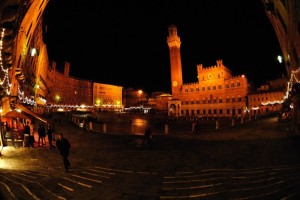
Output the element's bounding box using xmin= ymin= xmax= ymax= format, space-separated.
xmin=182 ymin=97 xmax=243 ymax=105
xmin=184 ymin=82 xmax=241 ymax=92
xmin=249 ymin=95 xmax=282 ymax=102
xmin=182 ymin=108 xmax=243 ymax=116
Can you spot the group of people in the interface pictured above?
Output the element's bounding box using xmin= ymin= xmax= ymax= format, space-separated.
xmin=22 ymin=120 xmax=71 ymax=172
xmin=37 ymin=123 xmax=55 ymax=149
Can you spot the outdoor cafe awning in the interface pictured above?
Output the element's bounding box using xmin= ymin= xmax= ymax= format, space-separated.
xmin=3 ymin=110 xmax=30 ymax=119
xmin=15 ymin=104 xmax=47 ymax=123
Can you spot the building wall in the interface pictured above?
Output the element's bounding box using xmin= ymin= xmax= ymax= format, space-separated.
xmin=0 ymin=0 xmax=49 ymax=115
xmin=179 ymin=65 xmax=249 ymax=118
xmin=248 ymin=90 xmax=285 ymax=117
xmin=49 ymin=62 xmax=93 ymax=111
xmin=167 ymin=25 xmax=250 ymax=118
xmin=123 ymin=88 xmax=149 ymax=108
xmin=93 ymin=82 xmax=123 ymax=111
xmin=11 ymin=0 xmax=49 ymax=97
xmin=0 ymin=0 xmax=123 ymax=114
xmin=148 ymin=93 xmax=172 ymax=113
xmin=261 ymin=0 xmax=300 ymax=126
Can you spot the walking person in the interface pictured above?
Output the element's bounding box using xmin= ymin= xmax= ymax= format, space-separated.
xmin=192 ymin=121 xmax=197 ymax=133
xmin=37 ymin=123 xmax=46 ymax=147
xmin=144 ymin=127 xmax=153 ymax=150
xmin=23 ymin=121 xmax=31 ymax=136
xmin=41 ymin=124 xmax=46 ymax=145
xmin=23 ymin=120 xmax=31 ymax=147
xmin=52 ymin=123 xmax=56 ymax=141
xmin=56 ymin=133 xmax=71 ymax=172
xmin=29 ymin=121 xmax=35 ymax=147
xmin=47 ymin=123 xmax=55 ymax=149
xmin=195 ymin=121 xmax=201 ymax=134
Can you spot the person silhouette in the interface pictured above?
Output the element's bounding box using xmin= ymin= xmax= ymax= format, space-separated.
xmin=47 ymin=123 xmax=55 ymax=149
xmin=144 ymin=127 xmax=153 ymax=150
xmin=56 ymin=133 xmax=71 ymax=172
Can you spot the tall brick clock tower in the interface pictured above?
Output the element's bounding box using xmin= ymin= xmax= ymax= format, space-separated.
xmin=167 ymin=25 xmax=183 ymax=96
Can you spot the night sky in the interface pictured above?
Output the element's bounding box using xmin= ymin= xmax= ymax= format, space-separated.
xmin=44 ymin=0 xmax=286 ymax=94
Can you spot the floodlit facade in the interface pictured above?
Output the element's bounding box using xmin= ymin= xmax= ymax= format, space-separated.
xmin=93 ymin=82 xmax=123 ymax=112
xmin=247 ymin=77 xmax=287 ymax=117
xmin=123 ymin=88 xmax=149 ymax=108
xmin=48 ymin=61 xmax=93 ymax=112
xmin=148 ymin=92 xmax=172 ymax=115
xmin=0 ymin=0 xmax=123 ymax=116
xmin=167 ymin=25 xmax=251 ymax=118
xmin=0 ymin=0 xmax=49 ymax=116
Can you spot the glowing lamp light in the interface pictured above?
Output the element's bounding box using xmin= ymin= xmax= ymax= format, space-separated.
xmin=55 ymin=95 xmax=61 ymax=102
xmin=277 ymin=55 xmax=283 ymax=63
xmin=95 ymin=99 xmax=101 ymax=106
xmin=30 ymin=48 xmax=38 ymax=57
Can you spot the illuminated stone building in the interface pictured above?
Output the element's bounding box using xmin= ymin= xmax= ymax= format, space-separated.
xmin=0 ymin=0 xmax=296 ymax=121
xmin=48 ymin=61 xmax=93 ymax=112
xmin=167 ymin=25 xmax=251 ymax=118
xmin=0 ymin=0 xmax=123 ymax=116
xmin=93 ymin=82 xmax=123 ymax=112
xmin=123 ymin=88 xmax=149 ymax=108
xmin=148 ymin=92 xmax=172 ymax=115
xmin=261 ymin=0 xmax=300 ymax=128
xmin=0 ymin=0 xmax=49 ymax=116
xmin=247 ymin=77 xmax=287 ymax=117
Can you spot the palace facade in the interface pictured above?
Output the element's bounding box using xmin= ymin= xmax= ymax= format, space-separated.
xmin=166 ymin=25 xmax=285 ymax=118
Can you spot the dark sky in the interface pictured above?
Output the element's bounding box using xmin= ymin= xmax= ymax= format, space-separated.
xmin=44 ymin=0 xmax=286 ymax=94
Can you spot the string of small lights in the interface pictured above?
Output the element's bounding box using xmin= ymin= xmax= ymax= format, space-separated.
xmin=0 ymin=28 xmax=12 ymax=95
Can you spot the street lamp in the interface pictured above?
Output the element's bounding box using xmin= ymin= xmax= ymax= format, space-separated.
xmin=138 ymin=90 xmax=143 ymax=106
xmin=55 ymin=94 xmax=61 ymax=103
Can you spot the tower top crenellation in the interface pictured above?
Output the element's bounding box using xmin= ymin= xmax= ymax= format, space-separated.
xmin=197 ymin=60 xmax=225 ymax=72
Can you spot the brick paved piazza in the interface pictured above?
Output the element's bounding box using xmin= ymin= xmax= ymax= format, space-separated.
xmin=0 ymin=114 xmax=300 ymax=199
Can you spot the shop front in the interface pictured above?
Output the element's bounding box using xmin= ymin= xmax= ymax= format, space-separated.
xmin=1 ymin=110 xmax=31 ymax=147
xmin=15 ymin=104 xmax=47 ymax=124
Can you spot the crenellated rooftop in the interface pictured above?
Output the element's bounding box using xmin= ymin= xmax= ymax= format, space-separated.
xmin=197 ymin=59 xmax=228 ymax=72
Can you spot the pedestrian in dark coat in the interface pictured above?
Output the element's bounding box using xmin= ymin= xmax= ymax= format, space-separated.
xmin=47 ymin=124 xmax=55 ymax=149
xmin=23 ymin=121 xmax=31 ymax=136
xmin=23 ymin=121 xmax=31 ymax=147
xmin=56 ymin=133 xmax=71 ymax=172
xmin=144 ymin=127 xmax=153 ymax=150
xmin=37 ymin=123 xmax=46 ymax=147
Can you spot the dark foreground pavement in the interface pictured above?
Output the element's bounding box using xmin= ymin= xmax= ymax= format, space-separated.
xmin=0 ymin=115 xmax=300 ymax=199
